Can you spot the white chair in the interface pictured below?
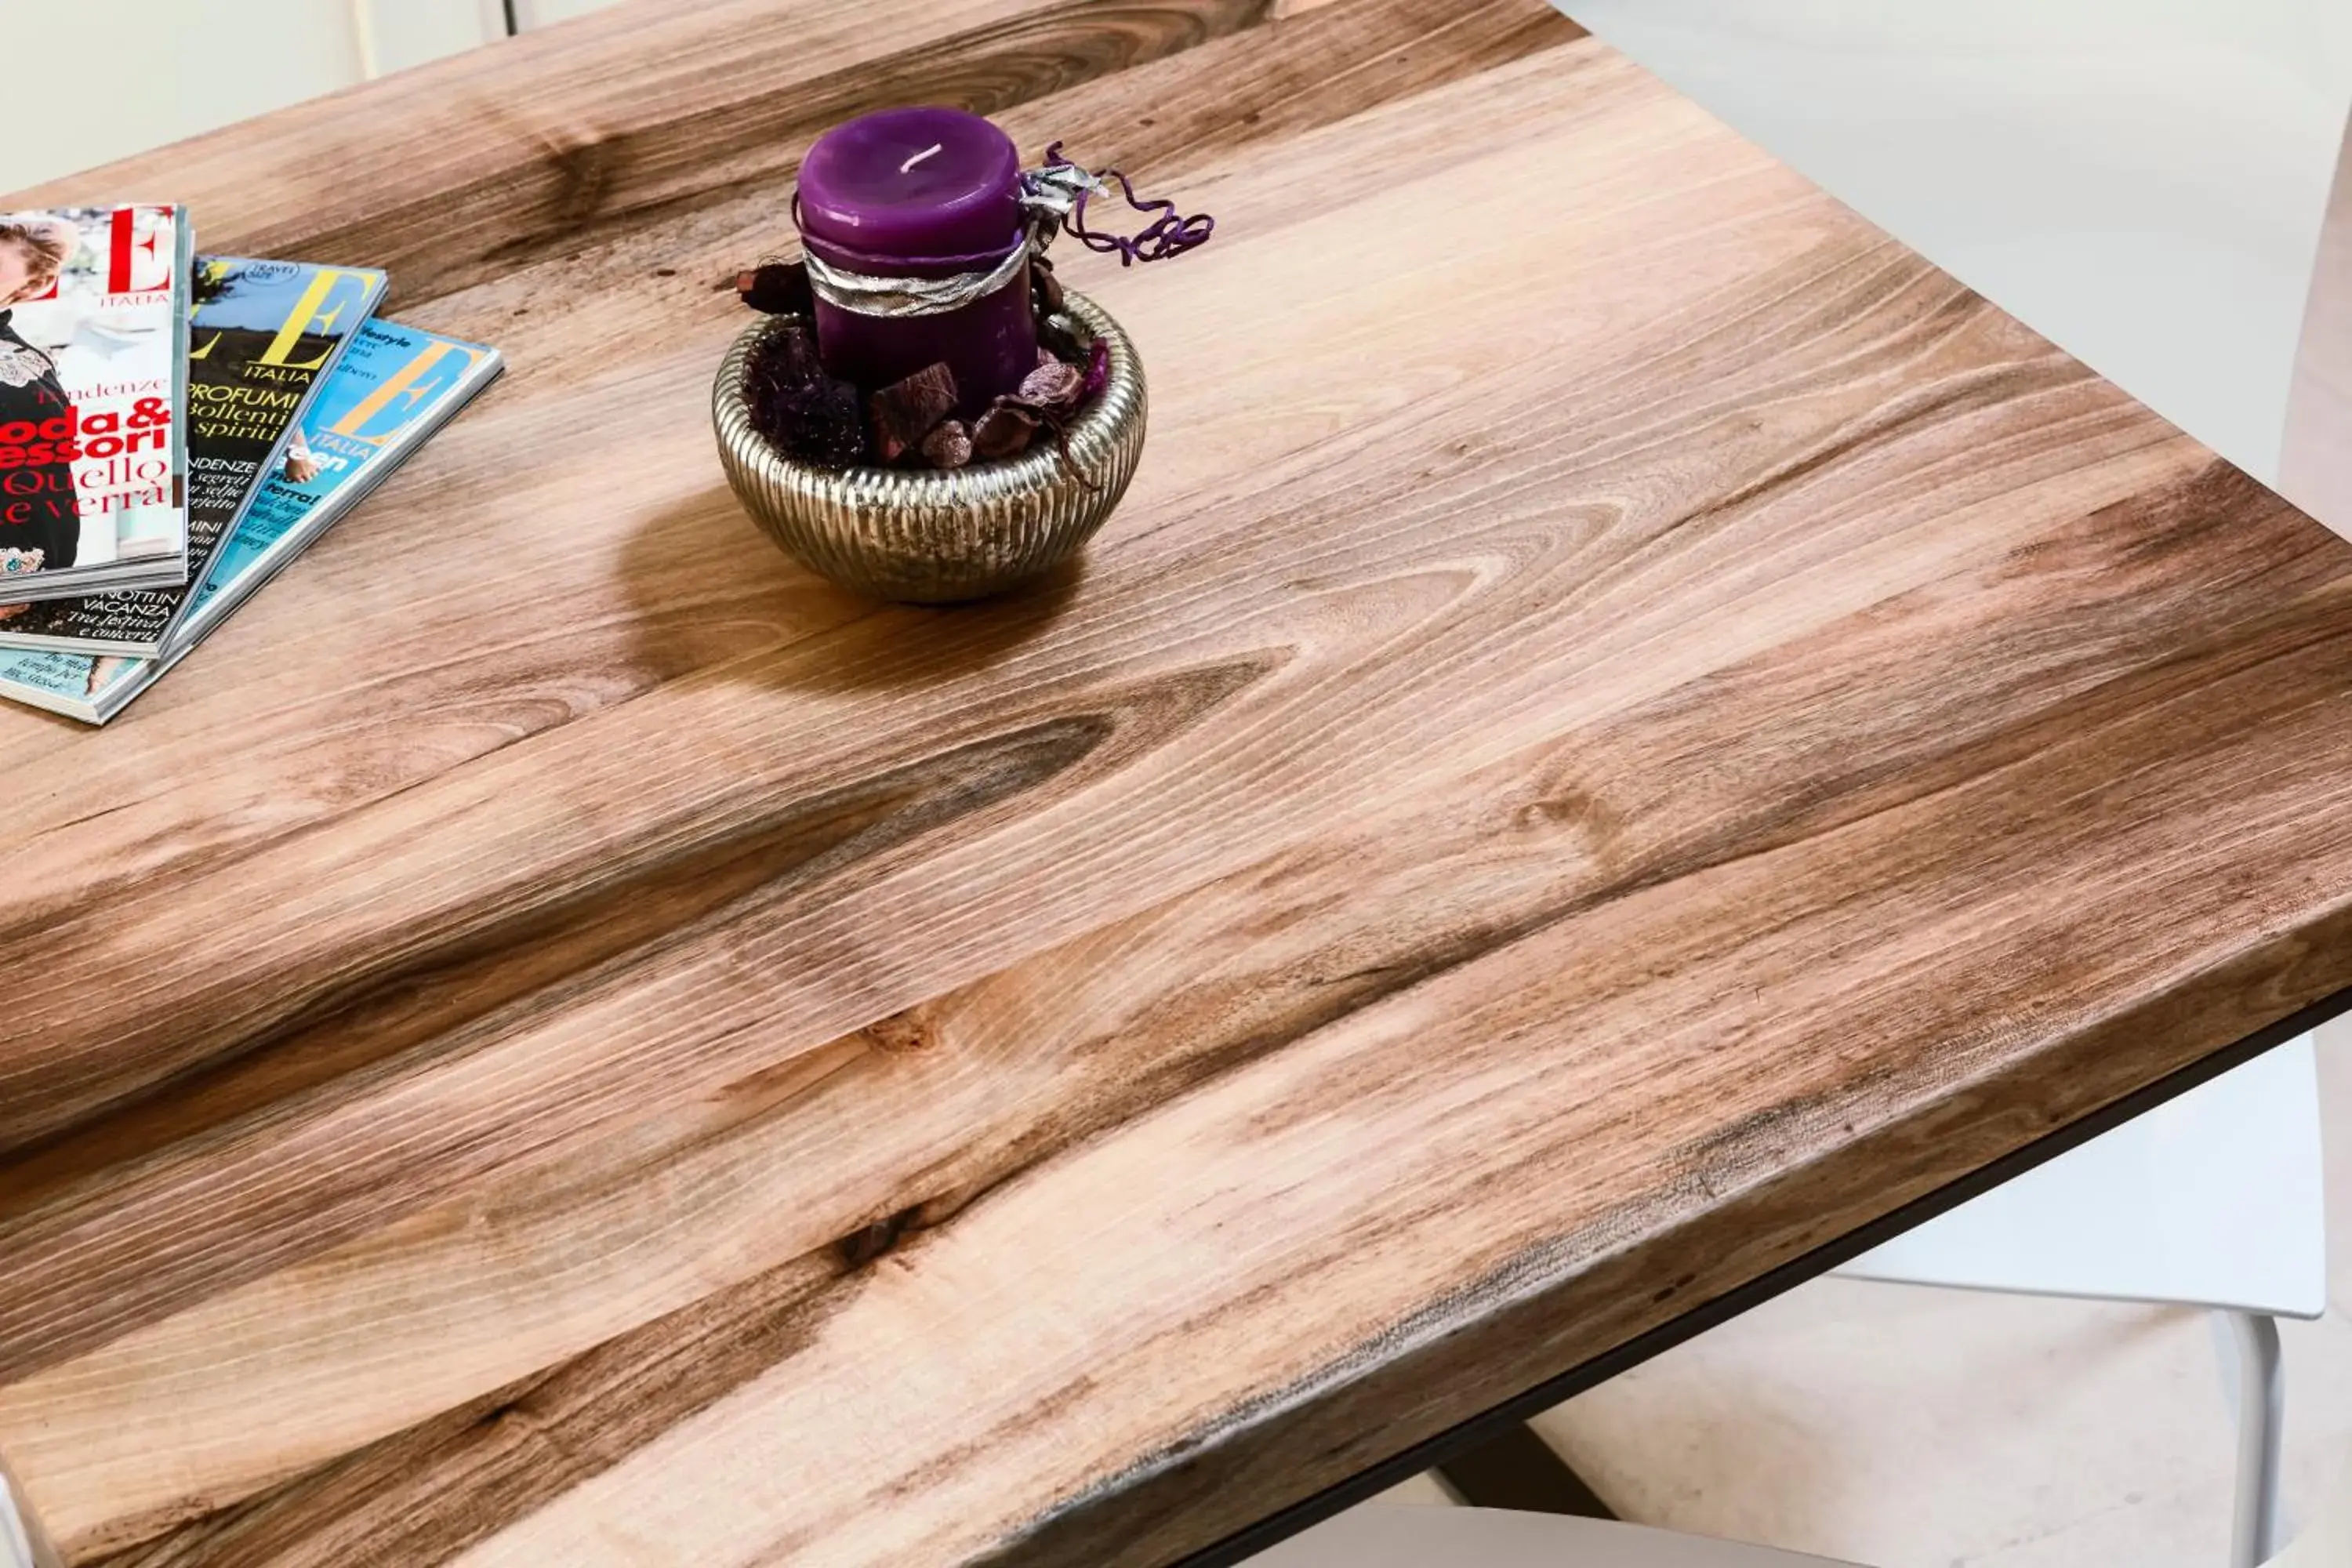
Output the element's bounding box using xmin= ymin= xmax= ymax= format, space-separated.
xmin=1249 ymin=1504 xmax=1857 ymax=1566
xmin=1261 ymin=1036 xmax=2329 ymax=1568
xmin=1254 ymin=1437 xmax=2352 ymax=1567
xmin=1836 ymin=1033 xmax=2327 ymax=1568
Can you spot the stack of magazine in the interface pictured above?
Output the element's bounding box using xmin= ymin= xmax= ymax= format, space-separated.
xmin=0 ymin=204 xmax=503 ymax=723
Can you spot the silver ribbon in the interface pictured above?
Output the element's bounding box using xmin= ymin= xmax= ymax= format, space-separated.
xmin=803 ymin=162 xmax=1111 ymax=321
xmin=802 ymin=243 xmax=1032 ymax=320
xmin=1018 ymin=160 xmax=1106 ymax=238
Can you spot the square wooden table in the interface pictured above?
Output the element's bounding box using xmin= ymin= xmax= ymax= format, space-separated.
xmin=3 ymin=1 xmax=2350 ymax=1563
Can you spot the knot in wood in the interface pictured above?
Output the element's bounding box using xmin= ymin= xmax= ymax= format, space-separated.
xmin=862 ymin=1009 xmax=938 ymax=1054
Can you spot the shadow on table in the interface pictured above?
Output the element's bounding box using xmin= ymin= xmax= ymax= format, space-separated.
xmin=618 ymin=486 xmax=1094 ymax=697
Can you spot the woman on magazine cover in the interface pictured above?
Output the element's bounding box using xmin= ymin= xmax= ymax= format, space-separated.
xmin=0 ymin=216 xmax=83 ymax=575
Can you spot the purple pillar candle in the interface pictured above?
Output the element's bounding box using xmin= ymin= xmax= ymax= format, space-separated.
xmin=796 ymin=107 xmax=1039 ymax=420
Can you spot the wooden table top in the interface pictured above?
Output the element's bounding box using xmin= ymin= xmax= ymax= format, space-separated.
xmin=5 ymin=1 xmax=2352 ymax=1563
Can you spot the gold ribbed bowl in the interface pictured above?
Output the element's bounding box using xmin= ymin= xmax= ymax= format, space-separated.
xmin=713 ymin=290 xmax=1146 ymax=603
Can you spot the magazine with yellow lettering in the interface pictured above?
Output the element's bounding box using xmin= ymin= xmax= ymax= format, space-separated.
xmin=0 ymin=319 xmax=502 ymax=723
xmin=0 ymin=256 xmax=383 ymax=655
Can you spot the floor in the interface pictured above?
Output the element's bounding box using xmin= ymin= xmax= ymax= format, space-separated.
xmin=1352 ymin=1014 xmax=2352 ymax=1566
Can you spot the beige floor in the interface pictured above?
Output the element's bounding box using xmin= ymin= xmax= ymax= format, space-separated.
xmin=1359 ymin=1015 xmax=2352 ymax=1566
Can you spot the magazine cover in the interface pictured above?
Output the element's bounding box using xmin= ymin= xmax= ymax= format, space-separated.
xmin=0 ymin=257 xmax=386 ymax=656
xmin=0 ymin=319 xmax=503 ymax=724
xmin=0 ymin=205 xmax=191 ymax=604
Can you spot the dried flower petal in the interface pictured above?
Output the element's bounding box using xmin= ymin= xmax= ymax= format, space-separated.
xmin=744 ymin=320 xmax=865 ymax=467
xmin=868 ymin=361 xmax=960 ymax=463
xmin=738 ymin=260 xmax=814 ymax=316
xmin=1018 ymin=357 xmax=1085 ymax=413
xmin=1081 ymin=338 xmax=1111 ymax=402
xmin=971 ymin=400 xmax=1043 ymax=461
xmin=922 ymin=419 xmax=974 ymax=470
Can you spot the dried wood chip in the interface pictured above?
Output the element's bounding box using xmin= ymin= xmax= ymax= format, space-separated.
xmin=971 ymin=401 xmax=1044 ymax=460
xmin=1031 ymin=256 xmax=1066 ymax=318
xmin=1038 ymin=310 xmax=1093 ymax=367
xmin=868 ymin=362 xmax=960 ymax=463
xmin=737 ymin=260 xmax=814 ymax=316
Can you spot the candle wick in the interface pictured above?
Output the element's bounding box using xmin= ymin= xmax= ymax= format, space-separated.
xmin=899 ymin=143 xmax=944 ymax=174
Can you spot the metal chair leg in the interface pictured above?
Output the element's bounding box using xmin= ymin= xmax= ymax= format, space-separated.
xmin=2226 ymin=1311 xmax=2284 ymax=1568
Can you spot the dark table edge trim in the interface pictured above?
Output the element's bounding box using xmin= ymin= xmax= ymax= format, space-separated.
xmin=1175 ymin=988 xmax=2352 ymax=1566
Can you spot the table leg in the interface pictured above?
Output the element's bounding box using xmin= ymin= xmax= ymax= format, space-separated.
xmin=1434 ymin=1422 xmax=1617 ymax=1520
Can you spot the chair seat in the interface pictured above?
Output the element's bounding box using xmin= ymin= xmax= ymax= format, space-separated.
xmin=1247 ymin=1505 xmax=1859 ymax=1566
xmin=1838 ymin=1034 xmax=2326 ymax=1317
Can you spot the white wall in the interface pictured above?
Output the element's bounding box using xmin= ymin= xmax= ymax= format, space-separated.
xmin=359 ymin=0 xmax=511 ymax=77
xmin=512 ymin=0 xmax=624 ymax=26
xmin=2285 ymin=116 xmax=2352 ymax=531
xmin=1559 ymin=0 xmax=2352 ymax=488
xmin=0 ymin=0 xmax=630 ymax=198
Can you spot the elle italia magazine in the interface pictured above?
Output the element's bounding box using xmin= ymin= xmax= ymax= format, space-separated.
xmin=0 ymin=205 xmax=191 ymax=601
xmin=0 ymin=201 xmax=503 ymax=724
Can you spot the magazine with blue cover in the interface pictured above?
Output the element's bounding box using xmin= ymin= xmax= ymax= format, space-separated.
xmin=0 ymin=256 xmax=385 ymax=656
xmin=0 ymin=318 xmax=502 ymax=723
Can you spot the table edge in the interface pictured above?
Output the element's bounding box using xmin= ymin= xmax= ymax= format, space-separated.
xmin=1175 ymin=985 xmax=2352 ymax=1567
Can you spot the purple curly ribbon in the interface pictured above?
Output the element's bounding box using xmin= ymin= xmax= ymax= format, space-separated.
xmin=1044 ymin=143 xmax=1214 ymax=267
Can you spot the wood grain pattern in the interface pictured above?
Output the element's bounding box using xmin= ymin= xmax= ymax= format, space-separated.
xmin=0 ymin=0 xmax=1574 ymax=1162
xmin=4 ymin=0 xmax=2350 ymax=1563
xmin=14 ymin=0 xmax=1283 ymax=307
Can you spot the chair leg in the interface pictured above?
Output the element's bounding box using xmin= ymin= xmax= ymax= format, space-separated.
xmin=2225 ymin=1311 xmax=2284 ymax=1568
